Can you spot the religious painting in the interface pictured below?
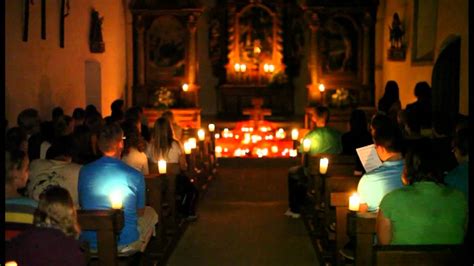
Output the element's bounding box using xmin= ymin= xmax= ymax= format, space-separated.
xmin=238 ymin=6 xmax=273 ymax=64
xmin=146 ymin=15 xmax=186 ymax=82
xmin=319 ymin=16 xmax=358 ymax=74
xmin=412 ymin=0 xmax=438 ymax=64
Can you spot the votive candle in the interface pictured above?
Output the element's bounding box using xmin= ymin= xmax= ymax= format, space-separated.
xmin=319 ymin=157 xmax=329 ymax=174
xmin=158 ymin=160 xmax=167 ymax=174
xmin=349 ymin=193 xmax=360 ymax=211
xmin=303 ymin=138 xmax=312 ymax=153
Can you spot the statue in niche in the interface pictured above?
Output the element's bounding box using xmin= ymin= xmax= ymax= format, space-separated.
xmin=238 ymin=7 xmax=273 ymax=63
xmin=89 ymin=9 xmax=105 ymax=53
xmin=147 ymin=16 xmax=185 ymax=76
xmin=387 ymin=12 xmax=406 ymax=60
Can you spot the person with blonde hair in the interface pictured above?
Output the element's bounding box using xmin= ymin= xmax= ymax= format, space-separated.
xmin=6 ymin=186 xmax=86 ymax=265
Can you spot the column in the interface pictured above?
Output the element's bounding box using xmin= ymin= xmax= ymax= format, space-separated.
xmin=306 ymin=11 xmax=321 ymax=105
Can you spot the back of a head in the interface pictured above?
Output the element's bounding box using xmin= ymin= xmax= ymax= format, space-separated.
xmin=85 ymin=112 xmax=104 ymax=134
xmin=17 ymin=108 xmax=40 ymax=134
xmin=161 ymin=110 xmax=175 ymax=122
xmin=111 ymin=99 xmax=124 ymax=112
xmin=46 ymin=136 xmax=73 ymax=160
xmin=350 ymin=109 xmax=368 ymax=133
xmin=383 ymin=80 xmax=399 ymax=101
xmin=314 ymin=106 xmax=330 ymax=126
xmin=72 ymin=108 xmax=86 ymax=121
xmin=85 ymin=104 xmax=99 ymax=117
xmin=414 ymin=81 xmax=431 ymax=100
xmin=52 ymin=107 xmax=64 ymax=121
xmin=371 ymin=114 xmax=403 ymax=153
xmin=405 ymin=141 xmax=442 ymax=184
xmin=125 ymin=106 xmax=141 ymax=124
xmin=34 ymin=186 xmax=80 ymax=237
xmin=121 ymin=120 xmax=143 ymax=153
xmin=97 ymin=122 xmax=123 ymax=154
xmin=152 ymin=117 xmax=174 ymax=160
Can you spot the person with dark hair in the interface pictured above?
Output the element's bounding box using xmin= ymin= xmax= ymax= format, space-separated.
xmin=377 ymin=142 xmax=467 ymax=245
xmin=79 ymin=122 xmax=158 ymax=254
xmin=341 ymin=109 xmax=373 ymax=175
xmin=6 ymin=127 xmax=28 ymax=153
xmin=84 ymin=111 xmax=104 ymax=158
xmin=17 ymin=108 xmax=43 ymax=161
xmin=27 ymin=135 xmax=82 ymax=206
xmin=121 ymin=120 xmax=149 ymax=175
xmin=378 ymin=80 xmax=401 ymax=123
xmin=72 ymin=107 xmax=86 ymax=129
xmin=357 ymin=114 xmax=404 ymax=212
xmin=110 ymin=99 xmax=125 ymax=124
xmin=5 ymin=149 xmax=38 ymax=224
xmin=71 ymin=125 xmax=98 ymax=164
xmin=405 ymin=81 xmax=432 ymax=134
xmin=6 ymin=186 xmax=86 ymax=266
xmin=161 ymin=110 xmax=183 ymax=142
xmin=285 ymin=106 xmax=343 ymax=218
xmin=52 ymin=106 xmax=64 ymax=122
xmin=444 ymin=127 xmax=469 ymax=199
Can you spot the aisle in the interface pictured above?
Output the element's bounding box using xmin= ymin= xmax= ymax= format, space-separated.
xmin=167 ymin=158 xmax=319 ymax=266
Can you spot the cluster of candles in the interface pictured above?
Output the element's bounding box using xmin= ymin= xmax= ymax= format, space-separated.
xmin=263 ymin=64 xmax=275 ymax=73
xmin=234 ymin=63 xmax=248 ymax=73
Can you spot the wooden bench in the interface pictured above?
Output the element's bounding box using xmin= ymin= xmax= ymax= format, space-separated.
xmin=353 ymin=213 xmax=466 ymax=265
xmin=77 ymin=209 xmax=124 ymax=266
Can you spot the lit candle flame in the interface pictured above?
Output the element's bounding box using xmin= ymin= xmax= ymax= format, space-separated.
xmin=197 ymin=129 xmax=205 ymax=141
xmin=319 ymin=83 xmax=325 ymax=92
xmin=208 ymin=123 xmax=215 ymax=132
xmin=182 ymin=83 xmax=189 ymax=92
xmin=319 ymin=157 xmax=329 ymax=174
xmin=240 ymin=64 xmax=247 ymax=72
xmin=158 ymin=159 xmax=167 ymax=174
xmin=188 ymin=138 xmax=197 ymax=149
xmin=303 ymin=138 xmax=312 ymax=153
xmin=109 ymin=190 xmax=123 ymax=209
xmin=234 ymin=63 xmax=241 ymax=72
xmin=291 ymin=128 xmax=299 ymax=140
xmin=349 ymin=192 xmax=360 ymax=211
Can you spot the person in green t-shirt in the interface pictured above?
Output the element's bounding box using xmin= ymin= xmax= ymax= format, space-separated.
xmin=377 ymin=142 xmax=468 ymax=245
xmin=285 ymin=106 xmax=342 ymax=218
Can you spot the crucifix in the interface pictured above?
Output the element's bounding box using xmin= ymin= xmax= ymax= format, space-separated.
xmin=242 ymin=97 xmax=272 ymax=127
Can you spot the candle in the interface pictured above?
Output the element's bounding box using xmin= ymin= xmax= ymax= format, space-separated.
xmin=5 ymin=262 xmax=18 ymax=266
xmin=215 ymin=146 xmax=222 ymax=158
xmin=208 ymin=123 xmax=215 ymax=132
xmin=188 ymin=137 xmax=197 ymax=149
xmin=182 ymin=83 xmax=189 ymax=92
xmin=319 ymin=157 xmax=329 ymax=174
xmin=289 ymin=149 xmax=298 ymax=157
xmin=268 ymin=64 xmax=275 ymax=73
xmin=291 ymin=128 xmax=299 ymax=140
xmin=302 ymin=138 xmax=311 ymax=153
xmin=184 ymin=141 xmax=192 ymax=155
xmin=240 ymin=64 xmax=247 ymax=72
xmin=215 ymin=133 xmax=220 ymax=139
xmin=234 ymin=63 xmax=241 ymax=72
xmin=109 ymin=190 xmax=123 ymax=209
xmin=349 ymin=192 xmax=360 ymax=211
xmin=264 ymin=64 xmax=269 ymax=73
xmin=158 ymin=159 xmax=167 ymax=174
xmin=271 ymin=145 xmax=279 ymax=153
xmin=197 ymin=129 xmax=205 ymax=141
xmin=319 ymin=83 xmax=325 ymax=92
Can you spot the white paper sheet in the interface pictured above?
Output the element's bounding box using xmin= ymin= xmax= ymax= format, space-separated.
xmin=356 ymin=144 xmax=383 ymax=173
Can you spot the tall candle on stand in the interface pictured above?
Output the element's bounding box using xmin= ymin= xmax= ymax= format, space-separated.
xmin=319 ymin=157 xmax=329 ymax=174
xmin=197 ymin=129 xmax=205 ymax=141
xmin=208 ymin=123 xmax=215 ymax=132
xmin=349 ymin=193 xmax=360 ymax=211
xmin=158 ymin=159 xmax=167 ymax=174
xmin=184 ymin=141 xmax=192 ymax=155
xmin=319 ymin=83 xmax=325 ymax=105
xmin=291 ymin=129 xmax=299 ymax=140
xmin=188 ymin=137 xmax=197 ymax=149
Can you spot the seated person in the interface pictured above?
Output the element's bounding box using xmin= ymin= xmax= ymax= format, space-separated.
xmin=27 ymin=136 xmax=82 ymax=206
xmin=341 ymin=109 xmax=373 ymax=175
xmin=121 ymin=120 xmax=149 ymax=175
xmin=6 ymin=186 xmax=86 ymax=265
xmin=79 ymin=122 xmax=158 ymax=254
xmin=377 ymin=143 xmax=468 ymax=245
xmin=5 ymin=149 xmax=38 ymax=225
xmin=444 ymin=127 xmax=469 ymax=199
xmin=285 ymin=106 xmax=342 ymax=218
xmin=357 ymin=114 xmax=404 ymax=212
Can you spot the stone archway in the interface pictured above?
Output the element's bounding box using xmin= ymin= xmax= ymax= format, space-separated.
xmin=431 ymin=35 xmax=460 ymax=132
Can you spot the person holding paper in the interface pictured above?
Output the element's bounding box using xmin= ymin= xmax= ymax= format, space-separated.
xmin=357 ymin=114 xmax=404 ymax=212
xmin=285 ymin=106 xmax=342 ymax=218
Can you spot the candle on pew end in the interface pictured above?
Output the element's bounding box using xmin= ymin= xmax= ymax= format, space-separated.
xmin=158 ymin=160 xmax=167 ymax=174
xmin=109 ymin=190 xmax=123 ymax=209
xmin=5 ymin=262 xmax=18 ymax=266
xmin=302 ymin=138 xmax=311 ymax=153
xmin=319 ymin=157 xmax=329 ymax=174
xmin=291 ymin=128 xmax=299 ymax=140
xmin=197 ymin=129 xmax=205 ymax=141
xmin=184 ymin=141 xmax=192 ymax=155
xmin=215 ymin=146 xmax=222 ymax=158
xmin=289 ymin=149 xmax=298 ymax=157
xmin=208 ymin=123 xmax=215 ymax=132
xmin=349 ymin=193 xmax=360 ymax=211
xmin=188 ymin=138 xmax=197 ymax=149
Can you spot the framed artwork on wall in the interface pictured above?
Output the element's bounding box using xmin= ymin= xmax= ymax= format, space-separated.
xmin=412 ymin=0 xmax=438 ymax=64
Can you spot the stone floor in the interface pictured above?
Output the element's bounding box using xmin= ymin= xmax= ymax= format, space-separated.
xmin=166 ymin=158 xmax=319 ymax=266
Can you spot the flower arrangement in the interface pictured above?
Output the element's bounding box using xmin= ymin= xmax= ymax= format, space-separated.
xmin=330 ymin=88 xmax=355 ymax=108
xmin=154 ymin=87 xmax=175 ymax=109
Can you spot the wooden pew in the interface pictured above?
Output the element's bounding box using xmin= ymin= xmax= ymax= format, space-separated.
xmin=77 ymin=209 xmax=124 ymax=266
xmin=352 ymin=213 xmax=466 ymax=265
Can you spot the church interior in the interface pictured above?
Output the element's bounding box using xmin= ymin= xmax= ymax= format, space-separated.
xmin=4 ymin=0 xmax=471 ymax=265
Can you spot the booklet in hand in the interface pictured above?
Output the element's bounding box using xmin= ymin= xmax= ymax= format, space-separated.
xmin=356 ymin=144 xmax=382 ymax=173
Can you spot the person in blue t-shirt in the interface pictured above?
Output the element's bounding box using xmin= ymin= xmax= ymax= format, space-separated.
xmin=79 ymin=122 xmax=157 ymax=254
xmin=357 ymin=114 xmax=404 ymax=212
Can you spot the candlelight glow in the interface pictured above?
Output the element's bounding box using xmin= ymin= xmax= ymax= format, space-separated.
xmin=319 ymin=83 xmax=325 ymax=92
xmin=184 ymin=141 xmax=192 ymax=154
xmin=208 ymin=123 xmax=215 ymax=132
xmin=264 ymin=64 xmax=269 ymax=72
xmin=215 ymin=146 xmax=222 ymax=153
xmin=5 ymin=261 xmax=18 ymax=266
xmin=240 ymin=64 xmax=247 ymax=72
xmin=291 ymin=128 xmax=299 ymax=140
xmin=275 ymin=128 xmax=286 ymax=139
xmin=188 ymin=138 xmax=197 ymax=149
xmin=349 ymin=192 xmax=360 ymax=211
xmin=271 ymin=145 xmax=279 ymax=153
xmin=268 ymin=64 xmax=275 ymax=73
xmin=197 ymin=129 xmax=205 ymax=141
xmin=254 ymin=46 xmax=261 ymax=54
xmin=158 ymin=160 xmax=167 ymax=174
xmin=182 ymin=83 xmax=189 ymax=92
xmin=289 ymin=149 xmax=298 ymax=157
xmin=215 ymin=133 xmax=220 ymax=139
xmin=234 ymin=63 xmax=241 ymax=72
xmin=303 ymin=138 xmax=311 ymax=152
xmin=320 ymin=157 xmax=329 ymax=174
xmin=109 ymin=190 xmax=123 ymax=209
